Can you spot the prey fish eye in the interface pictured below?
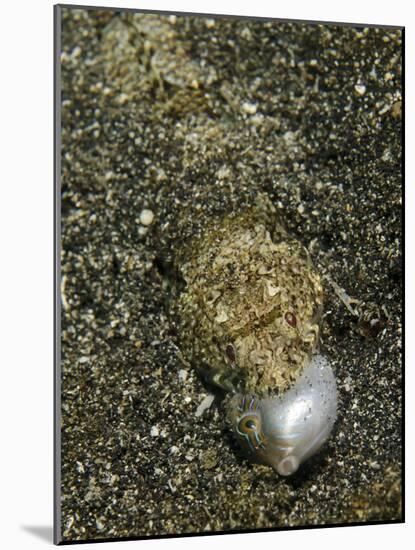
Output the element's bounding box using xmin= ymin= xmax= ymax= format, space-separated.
xmin=239 ymin=417 xmax=258 ymax=432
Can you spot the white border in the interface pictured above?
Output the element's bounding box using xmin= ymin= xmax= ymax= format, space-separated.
xmin=0 ymin=1 xmax=410 ymax=548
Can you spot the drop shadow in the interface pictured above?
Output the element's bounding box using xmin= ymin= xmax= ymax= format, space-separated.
xmin=21 ymin=525 xmax=53 ymax=543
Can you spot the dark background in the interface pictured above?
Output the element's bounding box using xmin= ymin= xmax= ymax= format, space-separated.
xmin=59 ymin=7 xmax=402 ymax=541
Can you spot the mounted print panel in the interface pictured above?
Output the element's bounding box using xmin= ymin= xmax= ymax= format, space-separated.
xmin=54 ymin=4 xmax=403 ymax=544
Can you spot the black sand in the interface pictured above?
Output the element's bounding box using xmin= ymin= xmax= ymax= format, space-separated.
xmin=58 ymin=7 xmax=403 ymax=542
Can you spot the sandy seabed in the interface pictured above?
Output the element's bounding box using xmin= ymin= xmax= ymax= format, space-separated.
xmin=58 ymin=7 xmax=402 ymax=542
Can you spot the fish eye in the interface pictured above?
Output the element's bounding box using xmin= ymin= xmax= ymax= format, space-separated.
xmin=239 ymin=416 xmax=257 ymax=432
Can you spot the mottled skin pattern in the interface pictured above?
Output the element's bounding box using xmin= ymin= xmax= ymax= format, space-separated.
xmin=172 ymin=202 xmax=323 ymax=395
